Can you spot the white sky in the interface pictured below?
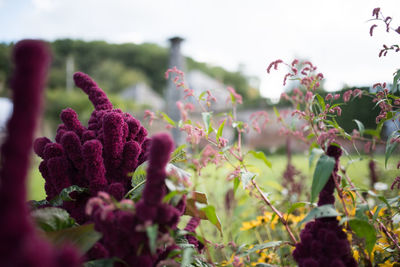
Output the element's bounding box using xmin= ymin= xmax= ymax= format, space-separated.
xmin=0 ymin=0 xmax=399 ymax=98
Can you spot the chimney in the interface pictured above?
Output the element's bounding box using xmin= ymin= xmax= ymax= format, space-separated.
xmin=165 ymin=37 xmax=186 ymax=145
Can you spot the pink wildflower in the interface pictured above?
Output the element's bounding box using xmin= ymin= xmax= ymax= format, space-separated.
xmin=227 ymin=86 xmax=243 ymax=104
xmin=325 ymin=94 xmax=333 ymax=101
xmin=305 ymin=91 xmax=313 ymax=101
xmin=266 ymin=59 xmax=283 ymax=73
xmin=343 ymin=90 xmax=352 ymax=102
xmin=144 ymin=110 xmax=156 ymax=126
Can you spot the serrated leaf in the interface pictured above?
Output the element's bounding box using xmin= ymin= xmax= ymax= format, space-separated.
xmin=353 ymin=119 xmax=365 ymax=137
xmin=247 ymin=151 xmax=272 ymax=168
xmin=201 ymin=205 xmax=222 ymax=235
xmin=385 ymin=132 xmax=400 ymax=167
xmin=299 ymin=204 xmax=339 ymax=226
xmin=46 ymin=224 xmax=102 ymax=253
xmin=239 ymin=241 xmax=284 ymax=256
xmin=202 ymin=112 xmax=212 ymax=135
xmin=241 ymin=171 xmax=257 ymax=189
xmin=348 ymin=219 xmax=376 ymax=254
xmin=216 ymin=119 xmax=226 ymax=142
xmin=50 ymin=185 xmax=89 ymax=206
xmin=310 ymin=155 xmax=336 ymax=203
xmin=32 ymin=207 xmax=76 ymax=232
xmin=146 ymin=224 xmax=158 ymax=255
xmin=160 ymin=111 xmax=176 ymax=126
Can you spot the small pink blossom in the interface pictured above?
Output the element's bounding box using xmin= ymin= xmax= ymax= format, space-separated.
xmin=325 ymin=94 xmax=333 ymax=101
xmin=266 ymin=59 xmax=283 ymax=73
xmin=227 ymin=86 xmax=243 ymax=104
xmin=144 ymin=110 xmax=156 ymax=126
xmin=343 ymin=90 xmax=353 ymax=102
xmin=334 ymin=94 xmax=340 ymax=100
xmin=305 ymin=91 xmax=313 ymax=101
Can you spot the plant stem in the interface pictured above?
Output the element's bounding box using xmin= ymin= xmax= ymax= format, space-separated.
xmin=342 ymin=171 xmax=400 ymax=252
xmin=251 ymin=179 xmax=298 ymax=245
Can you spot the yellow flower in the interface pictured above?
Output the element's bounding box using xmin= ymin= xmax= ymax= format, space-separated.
xmin=240 ymin=220 xmax=260 ymax=231
xmin=352 ymin=249 xmax=359 ymax=262
xmin=378 ymin=260 xmax=398 ymax=267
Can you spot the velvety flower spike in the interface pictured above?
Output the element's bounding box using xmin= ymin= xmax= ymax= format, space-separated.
xmin=292 ymin=145 xmax=357 ymax=267
xmin=0 ymin=40 xmax=81 ymax=267
xmin=34 ymin=71 xmax=150 ymax=223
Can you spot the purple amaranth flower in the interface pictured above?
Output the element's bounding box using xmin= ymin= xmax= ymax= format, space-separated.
xmin=0 ymin=40 xmax=81 ymax=267
xmin=293 ymin=145 xmax=357 ymax=266
xmin=87 ymin=133 xmax=187 ymax=266
xmin=34 ymin=72 xmax=150 ymax=224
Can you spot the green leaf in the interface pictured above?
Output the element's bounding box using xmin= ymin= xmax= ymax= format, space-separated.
xmin=216 ymin=119 xmax=226 ymax=142
xmin=50 ymin=185 xmax=89 ymax=206
xmin=84 ymin=258 xmax=118 ymax=267
xmin=385 ymin=132 xmax=400 ymax=167
xmin=247 ymin=151 xmax=272 ymax=168
xmin=309 ymin=147 xmax=324 ymax=168
xmin=202 ymin=112 xmax=213 ymax=135
xmin=392 ymin=69 xmax=400 ymax=93
xmin=239 ymin=241 xmax=284 ymax=256
xmin=146 ymin=224 xmax=158 ymax=255
xmin=233 ymin=177 xmax=240 ymax=195
xmin=160 ymin=111 xmax=176 ymax=126
xmin=198 ymin=91 xmax=207 ymax=101
xmin=201 ymin=205 xmax=222 ymax=235
xmin=286 ymin=202 xmax=307 ymax=216
xmin=315 ymin=94 xmax=326 ymax=111
xmin=170 ymin=144 xmax=187 ymax=163
xmin=30 ymin=199 xmax=50 ymax=209
xmin=241 ymin=171 xmax=257 ymax=189
xmin=372 ymin=204 xmax=385 ymax=222
xmin=126 ymin=164 xmax=147 ymax=200
xmin=32 ymin=207 xmax=76 ymax=232
xmin=353 ymin=119 xmax=365 ymax=137
xmin=355 ymin=204 xmax=369 ymax=221
xmin=255 ymin=264 xmax=276 ymax=267
xmin=299 ymin=204 xmax=339 ymax=226
xmin=310 ymin=155 xmax=336 ymax=203
xmin=46 ymin=224 xmax=102 ymax=253
xmin=273 ymin=106 xmax=280 ymax=119
xmin=348 ymin=219 xmax=376 ymax=254
xmin=181 ymin=247 xmax=194 ymax=267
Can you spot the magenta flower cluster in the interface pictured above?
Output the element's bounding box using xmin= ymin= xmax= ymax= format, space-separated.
xmin=292 ymin=145 xmax=357 ymax=267
xmin=87 ymin=133 xmax=190 ymax=266
xmin=34 ymin=72 xmax=150 ymax=224
xmin=0 ymin=40 xmax=81 ymax=267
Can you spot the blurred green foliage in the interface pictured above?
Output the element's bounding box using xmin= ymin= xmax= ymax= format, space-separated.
xmin=0 ymin=39 xmax=253 ymax=98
